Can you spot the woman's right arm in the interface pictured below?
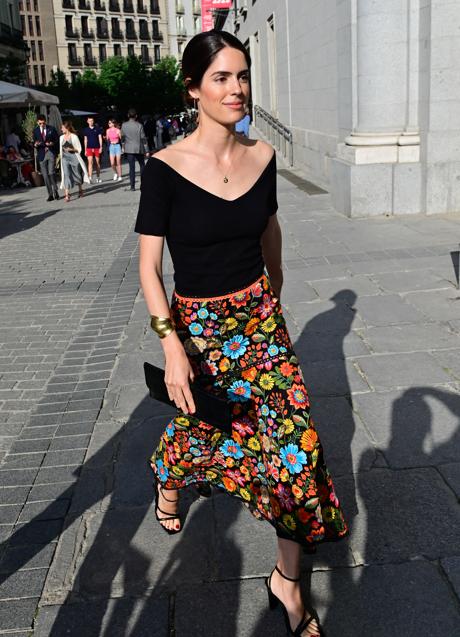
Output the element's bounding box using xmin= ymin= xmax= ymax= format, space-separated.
xmin=139 ymin=234 xmax=196 ymax=415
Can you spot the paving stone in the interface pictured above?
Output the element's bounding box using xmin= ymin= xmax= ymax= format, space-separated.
xmin=302 ymin=359 xmax=370 ymax=397
xmin=0 ymin=568 xmax=47 ymax=600
xmin=372 ymin=269 xmax=452 ymax=293
xmin=8 ymin=519 xmax=63 ymax=547
xmin=404 ymin=288 xmax=460 ymax=321
xmin=441 ymin=556 xmax=460 ymax=602
xmin=358 ymin=323 xmax=460 ymax=353
xmin=354 ymin=352 xmax=452 ymax=390
xmin=35 ymin=465 xmax=80 ymax=485
xmin=0 ymin=544 xmax=56 ymax=574
xmin=354 ymin=294 xmax=427 ymax=326
xmin=34 ymin=597 xmax=169 ymax=637
xmin=311 ymin=275 xmax=381 ymax=299
xmin=438 ymin=463 xmax=460 ymax=500
xmin=314 ymin=560 xmax=460 ymax=637
xmin=0 ymin=469 xmax=38 ymax=487
xmin=0 ymin=504 xmax=22 ymax=524
xmin=175 ymin=578 xmax=286 ymax=637
xmin=0 ymin=598 xmax=38 ymax=631
xmin=18 ymin=499 xmax=70 ymax=523
xmin=41 ymin=449 xmax=87 ymax=468
xmin=28 ymin=482 xmax=74 ymax=503
xmin=430 ymin=348 xmax=460 ymax=381
xmin=353 ymin=387 xmax=460 ymax=468
xmin=337 ymin=467 xmax=460 ymax=563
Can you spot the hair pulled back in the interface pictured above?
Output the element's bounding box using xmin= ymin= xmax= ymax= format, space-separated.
xmin=62 ymin=120 xmax=76 ymax=134
xmin=181 ymin=30 xmax=251 ymax=100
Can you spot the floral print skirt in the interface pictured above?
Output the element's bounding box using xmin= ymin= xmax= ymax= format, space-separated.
xmin=150 ymin=274 xmax=348 ymax=548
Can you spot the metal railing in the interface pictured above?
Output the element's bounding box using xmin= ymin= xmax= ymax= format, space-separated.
xmin=254 ymin=105 xmax=293 ymax=166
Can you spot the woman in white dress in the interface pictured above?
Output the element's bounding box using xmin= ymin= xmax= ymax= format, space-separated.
xmin=59 ymin=120 xmax=90 ymax=202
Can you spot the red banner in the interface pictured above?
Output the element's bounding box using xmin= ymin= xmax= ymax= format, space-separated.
xmin=201 ymin=0 xmax=232 ymax=31
xmin=211 ymin=0 xmax=233 ymax=8
xmin=201 ymin=0 xmax=214 ymax=32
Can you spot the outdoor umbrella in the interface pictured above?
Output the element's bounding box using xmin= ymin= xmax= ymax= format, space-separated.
xmin=0 ymin=80 xmax=59 ymax=107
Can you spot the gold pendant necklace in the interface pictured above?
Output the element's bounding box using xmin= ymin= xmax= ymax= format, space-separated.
xmin=223 ymin=176 xmax=229 ymax=183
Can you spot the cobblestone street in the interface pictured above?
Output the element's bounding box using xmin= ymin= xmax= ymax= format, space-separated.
xmin=0 ymin=162 xmax=459 ymax=636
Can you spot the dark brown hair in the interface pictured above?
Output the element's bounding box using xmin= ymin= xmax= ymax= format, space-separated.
xmin=62 ymin=120 xmax=76 ymax=134
xmin=181 ymin=30 xmax=251 ymax=103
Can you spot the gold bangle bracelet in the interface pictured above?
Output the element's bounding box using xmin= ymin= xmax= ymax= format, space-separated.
xmin=150 ymin=315 xmax=175 ymax=339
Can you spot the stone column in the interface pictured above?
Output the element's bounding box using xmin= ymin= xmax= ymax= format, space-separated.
xmin=330 ymin=0 xmax=422 ymax=216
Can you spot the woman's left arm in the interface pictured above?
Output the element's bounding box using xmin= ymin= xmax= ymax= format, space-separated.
xmin=261 ymin=214 xmax=283 ymax=299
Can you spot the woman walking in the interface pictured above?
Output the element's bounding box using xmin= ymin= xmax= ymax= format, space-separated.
xmin=59 ymin=120 xmax=89 ymax=202
xmin=106 ymin=118 xmax=123 ymax=181
xmin=136 ymin=31 xmax=347 ymax=637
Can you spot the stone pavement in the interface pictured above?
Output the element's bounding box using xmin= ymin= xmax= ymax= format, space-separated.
xmin=0 ymin=161 xmax=460 ymax=636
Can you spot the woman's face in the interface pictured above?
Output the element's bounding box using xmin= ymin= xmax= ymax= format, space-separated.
xmin=61 ymin=124 xmax=68 ymax=134
xmin=108 ymin=121 xmax=114 ymax=127
xmin=189 ymin=46 xmax=250 ymax=126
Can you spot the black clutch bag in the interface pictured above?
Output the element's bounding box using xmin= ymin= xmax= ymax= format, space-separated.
xmin=143 ymin=362 xmax=233 ymax=434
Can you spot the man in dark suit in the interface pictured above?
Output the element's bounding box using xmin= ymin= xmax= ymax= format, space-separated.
xmin=33 ymin=114 xmax=59 ymax=201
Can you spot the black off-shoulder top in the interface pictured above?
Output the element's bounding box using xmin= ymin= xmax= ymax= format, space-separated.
xmin=134 ymin=152 xmax=278 ymax=297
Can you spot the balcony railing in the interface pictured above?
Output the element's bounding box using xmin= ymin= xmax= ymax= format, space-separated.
xmin=62 ymin=0 xmax=75 ymax=8
xmin=78 ymin=0 xmax=90 ymax=9
xmin=112 ymin=28 xmax=124 ymax=39
xmin=99 ymin=54 xmax=107 ymax=63
xmin=175 ymin=1 xmax=185 ymax=14
xmin=94 ymin=0 xmax=106 ymax=9
xmin=84 ymin=55 xmax=97 ymax=66
xmin=65 ymin=28 xmax=80 ymax=39
xmin=126 ymin=29 xmax=137 ymax=40
xmin=96 ymin=28 xmax=109 ymax=39
xmin=68 ymin=55 xmax=82 ymax=66
xmin=109 ymin=0 xmax=120 ymax=11
xmin=123 ymin=0 xmax=134 ymax=12
xmin=141 ymin=55 xmax=152 ymax=65
xmin=137 ymin=0 xmax=147 ymax=13
xmin=139 ymin=29 xmax=150 ymax=40
xmin=150 ymin=0 xmax=160 ymax=15
xmin=177 ymin=26 xmax=187 ymax=37
xmin=82 ymin=28 xmax=95 ymax=39
xmin=152 ymin=30 xmax=163 ymax=41
xmin=0 ymin=24 xmax=26 ymax=47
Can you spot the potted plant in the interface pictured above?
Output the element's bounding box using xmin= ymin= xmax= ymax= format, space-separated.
xmin=21 ymin=109 xmax=44 ymax=186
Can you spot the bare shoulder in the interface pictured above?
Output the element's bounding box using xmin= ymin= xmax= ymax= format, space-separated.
xmin=244 ymin=139 xmax=274 ymax=163
xmin=153 ymin=138 xmax=191 ymax=169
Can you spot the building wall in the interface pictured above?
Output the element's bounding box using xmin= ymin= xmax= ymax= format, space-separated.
xmin=229 ymin=0 xmax=460 ymax=217
xmin=235 ymin=0 xmax=339 ymax=189
xmin=165 ymin=0 xmax=201 ymax=61
xmin=19 ymin=0 xmax=59 ymax=85
xmin=0 ymin=0 xmax=27 ymax=62
xmin=49 ymin=0 xmax=169 ymax=80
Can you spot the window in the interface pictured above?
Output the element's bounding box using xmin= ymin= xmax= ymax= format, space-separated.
xmin=41 ymin=65 xmax=46 ymax=84
xmin=38 ymin=40 xmax=43 ymax=60
xmin=99 ymin=43 xmax=107 ymax=61
xmin=193 ymin=16 xmax=200 ymax=34
xmin=35 ymin=16 xmax=41 ymax=36
xmin=71 ymin=71 xmax=79 ymax=83
xmin=65 ymin=15 xmax=73 ymax=31
xmin=20 ymin=15 xmax=25 ymax=34
xmin=152 ymin=19 xmax=159 ymax=36
xmin=176 ymin=14 xmax=184 ymax=32
xmin=26 ymin=0 xmax=31 ymax=10
xmin=114 ymin=44 xmax=121 ymax=55
xmin=28 ymin=15 xmax=33 ymax=35
xmin=84 ymin=43 xmax=92 ymax=57
xmin=177 ymin=40 xmax=182 ymax=55
xmin=19 ymin=1 xmax=24 ymax=10
xmin=31 ymin=41 xmax=36 ymax=61
xmin=34 ymin=0 xmax=39 ymax=11
xmin=33 ymin=65 xmax=39 ymax=84
xmin=81 ymin=15 xmax=88 ymax=31
xmin=68 ymin=42 xmax=77 ymax=57
xmin=154 ymin=44 xmax=160 ymax=63
xmin=141 ymin=44 xmax=148 ymax=61
xmin=266 ymin=15 xmax=277 ymax=115
xmin=127 ymin=43 xmax=134 ymax=56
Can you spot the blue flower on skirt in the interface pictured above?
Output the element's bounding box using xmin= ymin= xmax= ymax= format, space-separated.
xmin=210 ymin=312 xmax=218 ymax=320
xmin=197 ymin=308 xmax=209 ymax=319
xmin=258 ymin=462 xmax=266 ymax=474
xmin=220 ymin=439 xmax=244 ymax=459
xmin=227 ymin=380 xmax=251 ymax=402
xmin=190 ymin=446 xmax=201 ymax=456
xmin=222 ymin=335 xmax=250 ymax=359
xmin=268 ymin=344 xmax=279 ymax=356
xmin=189 ymin=322 xmax=203 ymax=335
xmin=156 ymin=459 xmax=169 ymax=482
xmin=261 ymin=404 xmax=270 ymax=416
xmin=280 ymin=444 xmax=307 ymax=474
xmin=166 ymin=422 xmax=175 ymax=437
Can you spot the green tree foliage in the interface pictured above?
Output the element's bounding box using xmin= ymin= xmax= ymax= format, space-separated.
xmin=43 ymin=55 xmax=185 ymax=116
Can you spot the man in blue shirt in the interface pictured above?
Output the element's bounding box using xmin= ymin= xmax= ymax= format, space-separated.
xmin=83 ymin=117 xmax=103 ymax=183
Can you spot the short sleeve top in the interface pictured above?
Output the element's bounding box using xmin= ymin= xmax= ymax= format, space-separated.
xmin=135 ymin=152 xmax=278 ymax=297
xmin=106 ymin=127 xmax=121 ymax=143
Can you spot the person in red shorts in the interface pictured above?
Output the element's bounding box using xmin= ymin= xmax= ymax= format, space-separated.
xmin=83 ymin=116 xmax=103 ymax=183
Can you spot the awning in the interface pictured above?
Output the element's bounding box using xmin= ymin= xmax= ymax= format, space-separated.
xmin=0 ymin=80 xmax=59 ymax=108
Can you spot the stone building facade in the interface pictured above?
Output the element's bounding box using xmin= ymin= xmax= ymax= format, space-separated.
xmin=18 ymin=0 xmax=58 ymax=85
xmin=0 ymin=0 xmax=28 ymax=72
xmin=226 ymin=0 xmax=460 ymax=217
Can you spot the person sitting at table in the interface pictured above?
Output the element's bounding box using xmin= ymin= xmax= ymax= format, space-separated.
xmin=5 ymin=146 xmax=33 ymax=185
